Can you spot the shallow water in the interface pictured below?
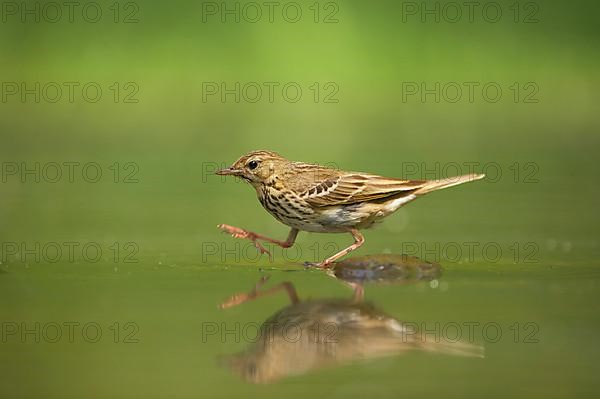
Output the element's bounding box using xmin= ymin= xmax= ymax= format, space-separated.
xmin=2 ymin=247 xmax=599 ymax=398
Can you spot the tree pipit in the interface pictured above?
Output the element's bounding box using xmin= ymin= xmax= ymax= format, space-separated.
xmin=216 ymin=150 xmax=484 ymax=268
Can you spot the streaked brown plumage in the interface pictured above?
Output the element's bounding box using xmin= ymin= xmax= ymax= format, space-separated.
xmin=216 ymin=150 xmax=484 ymax=267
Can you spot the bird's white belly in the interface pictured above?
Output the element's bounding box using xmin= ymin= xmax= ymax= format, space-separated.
xmin=315 ymin=194 xmax=417 ymax=231
xmin=311 ymin=204 xmax=374 ymax=232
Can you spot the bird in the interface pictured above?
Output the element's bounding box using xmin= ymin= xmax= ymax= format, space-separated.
xmin=216 ymin=150 xmax=484 ymax=268
xmin=219 ymin=275 xmax=484 ymax=384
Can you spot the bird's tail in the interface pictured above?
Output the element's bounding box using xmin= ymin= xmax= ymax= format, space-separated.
xmin=413 ymin=173 xmax=485 ymax=195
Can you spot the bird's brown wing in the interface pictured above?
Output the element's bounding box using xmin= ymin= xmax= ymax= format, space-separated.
xmin=299 ymin=173 xmax=427 ymax=207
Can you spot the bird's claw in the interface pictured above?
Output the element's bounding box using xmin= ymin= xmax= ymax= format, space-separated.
xmin=217 ymin=224 xmax=273 ymax=260
xmin=303 ymin=261 xmax=332 ymax=269
xmin=252 ymin=240 xmax=272 ymax=259
xmin=217 ymin=224 xmax=247 ymax=238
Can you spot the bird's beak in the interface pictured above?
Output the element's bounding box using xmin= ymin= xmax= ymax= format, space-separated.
xmin=216 ymin=167 xmax=242 ymax=176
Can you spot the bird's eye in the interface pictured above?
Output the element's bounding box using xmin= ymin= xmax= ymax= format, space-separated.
xmin=248 ymin=160 xmax=259 ymax=170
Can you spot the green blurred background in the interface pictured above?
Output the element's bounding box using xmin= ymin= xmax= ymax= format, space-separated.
xmin=1 ymin=0 xmax=599 ymax=398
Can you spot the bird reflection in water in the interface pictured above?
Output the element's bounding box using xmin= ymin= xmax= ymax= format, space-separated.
xmin=219 ymin=254 xmax=484 ymax=384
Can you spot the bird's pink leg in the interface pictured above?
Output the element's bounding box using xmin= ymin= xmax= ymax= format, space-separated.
xmin=309 ymin=229 xmax=365 ymax=269
xmin=219 ymin=275 xmax=300 ymax=309
xmin=217 ymin=224 xmax=298 ymax=259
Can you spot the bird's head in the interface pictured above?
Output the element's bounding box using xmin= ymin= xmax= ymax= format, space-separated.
xmin=216 ymin=150 xmax=287 ymax=186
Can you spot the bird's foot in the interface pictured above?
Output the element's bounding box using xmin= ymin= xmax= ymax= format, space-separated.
xmin=217 ymin=224 xmax=272 ymax=259
xmin=303 ymin=261 xmax=333 ymax=269
xmin=217 ymin=224 xmax=252 ymax=239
